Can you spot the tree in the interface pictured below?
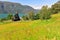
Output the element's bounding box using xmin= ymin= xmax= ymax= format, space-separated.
xmin=0 ymin=14 xmax=13 ymax=22
xmin=28 ymin=11 xmax=35 ymax=20
xmin=33 ymin=13 xmax=40 ymax=20
xmin=51 ymin=1 xmax=60 ymax=14
xmin=39 ymin=5 xmax=51 ymax=20
xmin=22 ymin=15 xmax=29 ymax=20
xmin=7 ymin=14 xmax=13 ymax=20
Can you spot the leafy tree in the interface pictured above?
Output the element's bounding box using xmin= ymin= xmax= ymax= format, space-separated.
xmin=0 ymin=14 xmax=13 ymax=22
xmin=33 ymin=13 xmax=40 ymax=20
xmin=28 ymin=11 xmax=35 ymax=20
xmin=22 ymin=11 xmax=40 ymax=20
xmin=7 ymin=14 xmax=13 ymax=20
xmin=51 ymin=1 xmax=60 ymax=14
xmin=39 ymin=5 xmax=51 ymax=20
xmin=22 ymin=15 xmax=29 ymax=20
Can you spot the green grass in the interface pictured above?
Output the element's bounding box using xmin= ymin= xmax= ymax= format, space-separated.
xmin=0 ymin=13 xmax=60 ymax=40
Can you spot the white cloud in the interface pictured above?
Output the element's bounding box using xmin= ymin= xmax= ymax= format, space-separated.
xmin=31 ymin=6 xmax=41 ymax=9
xmin=29 ymin=4 xmax=52 ymax=9
xmin=29 ymin=5 xmax=43 ymax=9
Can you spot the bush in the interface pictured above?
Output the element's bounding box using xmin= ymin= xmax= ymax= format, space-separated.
xmin=0 ymin=14 xmax=13 ymax=22
xmin=22 ymin=15 xmax=29 ymax=20
xmin=32 ymin=13 xmax=40 ymax=20
xmin=0 ymin=18 xmax=7 ymax=22
xmin=7 ymin=14 xmax=13 ymax=20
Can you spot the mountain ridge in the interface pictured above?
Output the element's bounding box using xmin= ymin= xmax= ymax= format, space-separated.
xmin=0 ymin=1 xmax=37 ymax=14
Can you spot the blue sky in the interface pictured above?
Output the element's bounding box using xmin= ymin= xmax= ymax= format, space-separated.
xmin=0 ymin=0 xmax=59 ymax=9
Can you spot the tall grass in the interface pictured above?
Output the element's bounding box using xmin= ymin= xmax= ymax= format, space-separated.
xmin=0 ymin=13 xmax=60 ymax=40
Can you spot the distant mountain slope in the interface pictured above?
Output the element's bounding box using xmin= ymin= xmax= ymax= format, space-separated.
xmin=0 ymin=1 xmax=35 ymax=14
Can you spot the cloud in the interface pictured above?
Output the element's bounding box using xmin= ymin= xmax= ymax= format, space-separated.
xmin=29 ymin=5 xmax=43 ymax=9
xmin=32 ymin=6 xmax=41 ymax=9
xmin=29 ymin=4 xmax=52 ymax=9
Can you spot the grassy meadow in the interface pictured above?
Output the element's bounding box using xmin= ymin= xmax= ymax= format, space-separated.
xmin=0 ymin=13 xmax=60 ymax=40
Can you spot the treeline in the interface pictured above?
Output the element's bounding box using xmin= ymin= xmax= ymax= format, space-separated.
xmin=0 ymin=1 xmax=60 ymax=21
xmin=22 ymin=6 xmax=51 ymax=20
xmin=23 ymin=1 xmax=60 ymax=20
xmin=0 ymin=14 xmax=13 ymax=22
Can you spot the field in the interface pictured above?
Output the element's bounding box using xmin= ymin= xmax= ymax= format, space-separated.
xmin=0 ymin=13 xmax=60 ymax=40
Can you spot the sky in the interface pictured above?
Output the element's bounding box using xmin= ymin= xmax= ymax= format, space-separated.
xmin=0 ymin=0 xmax=59 ymax=9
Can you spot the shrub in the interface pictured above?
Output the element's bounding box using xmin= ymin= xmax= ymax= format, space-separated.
xmin=7 ymin=14 xmax=13 ymax=20
xmin=22 ymin=15 xmax=29 ymax=20
xmin=32 ymin=13 xmax=40 ymax=20
xmin=0 ymin=18 xmax=7 ymax=22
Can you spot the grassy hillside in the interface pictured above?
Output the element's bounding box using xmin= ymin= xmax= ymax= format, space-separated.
xmin=0 ymin=13 xmax=60 ymax=40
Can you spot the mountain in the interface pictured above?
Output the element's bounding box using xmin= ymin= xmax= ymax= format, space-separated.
xmin=0 ymin=1 xmax=35 ymax=14
xmin=34 ymin=9 xmax=40 ymax=13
